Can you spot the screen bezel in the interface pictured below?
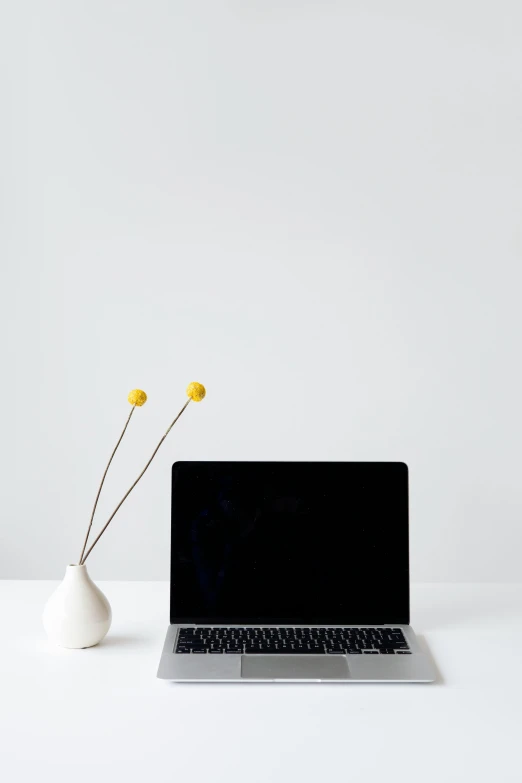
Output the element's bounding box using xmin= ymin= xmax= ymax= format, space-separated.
xmin=170 ymin=461 xmax=410 ymax=625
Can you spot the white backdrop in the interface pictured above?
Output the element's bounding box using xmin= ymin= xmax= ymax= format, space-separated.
xmin=1 ymin=1 xmax=521 ymax=581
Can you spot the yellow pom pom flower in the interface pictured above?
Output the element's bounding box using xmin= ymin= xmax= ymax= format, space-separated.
xmin=186 ymin=382 xmax=206 ymax=402
xmin=128 ymin=389 xmax=148 ymax=407
xmin=78 ymin=381 xmax=207 ymax=565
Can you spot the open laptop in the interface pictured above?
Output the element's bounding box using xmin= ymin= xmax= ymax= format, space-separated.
xmin=157 ymin=461 xmax=436 ymax=682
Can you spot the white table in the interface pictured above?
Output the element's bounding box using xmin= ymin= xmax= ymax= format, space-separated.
xmin=1 ymin=582 xmax=521 ymax=783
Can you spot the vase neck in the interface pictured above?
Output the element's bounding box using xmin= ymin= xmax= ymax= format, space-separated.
xmin=63 ymin=564 xmax=91 ymax=584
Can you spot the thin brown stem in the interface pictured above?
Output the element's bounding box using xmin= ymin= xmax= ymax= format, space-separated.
xmin=78 ymin=406 xmax=136 ymax=564
xmin=81 ymin=398 xmax=192 ymax=564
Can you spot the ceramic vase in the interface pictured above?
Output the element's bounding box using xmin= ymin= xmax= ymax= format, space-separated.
xmin=43 ymin=564 xmax=112 ymax=648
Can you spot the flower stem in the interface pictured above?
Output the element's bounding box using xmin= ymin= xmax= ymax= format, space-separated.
xmin=81 ymin=398 xmax=191 ymax=564
xmin=78 ymin=406 xmax=136 ymax=564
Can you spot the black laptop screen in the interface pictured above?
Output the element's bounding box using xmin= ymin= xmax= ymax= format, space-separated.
xmin=170 ymin=462 xmax=409 ymax=625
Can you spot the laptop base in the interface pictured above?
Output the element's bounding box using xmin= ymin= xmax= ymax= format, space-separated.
xmin=157 ymin=624 xmax=436 ymax=682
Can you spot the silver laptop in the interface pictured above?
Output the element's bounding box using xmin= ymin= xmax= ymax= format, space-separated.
xmin=157 ymin=461 xmax=436 ymax=683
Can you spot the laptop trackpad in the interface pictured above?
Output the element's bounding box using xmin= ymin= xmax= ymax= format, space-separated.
xmin=241 ymin=655 xmax=349 ymax=680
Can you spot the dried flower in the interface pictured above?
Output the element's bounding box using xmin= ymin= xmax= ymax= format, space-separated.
xmin=186 ymin=382 xmax=206 ymax=402
xmin=80 ymin=383 xmax=207 ymax=564
xmin=128 ymin=389 xmax=147 ymax=406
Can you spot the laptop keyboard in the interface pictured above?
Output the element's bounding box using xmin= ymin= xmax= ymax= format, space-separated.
xmin=175 ymin=627 xmax=411 ymax=655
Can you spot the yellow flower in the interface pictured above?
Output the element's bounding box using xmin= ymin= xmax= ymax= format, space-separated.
xmin=128 ymin=389 xmax=148 ymax=407
xmin=186 ymin=382 xmax=206 ymax=402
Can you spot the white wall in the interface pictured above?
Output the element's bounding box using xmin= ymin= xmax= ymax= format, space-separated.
xmin=1 ymin=1 xmax=521 ymax=581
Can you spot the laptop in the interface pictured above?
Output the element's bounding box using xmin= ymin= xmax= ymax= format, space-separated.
xmin=157 ymin=461 xmax=436 ymax=682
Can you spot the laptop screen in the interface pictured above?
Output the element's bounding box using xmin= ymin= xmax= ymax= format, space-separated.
xmin=170 ymin=462 xmax=409 ymax=625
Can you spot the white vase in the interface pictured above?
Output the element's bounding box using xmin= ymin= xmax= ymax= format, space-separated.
xmin=43 ymin=564 xmax=112 ymax=648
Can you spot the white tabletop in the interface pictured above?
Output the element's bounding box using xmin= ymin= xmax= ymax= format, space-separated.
xmin=1 ymin=582 xmax=521 ymax=783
